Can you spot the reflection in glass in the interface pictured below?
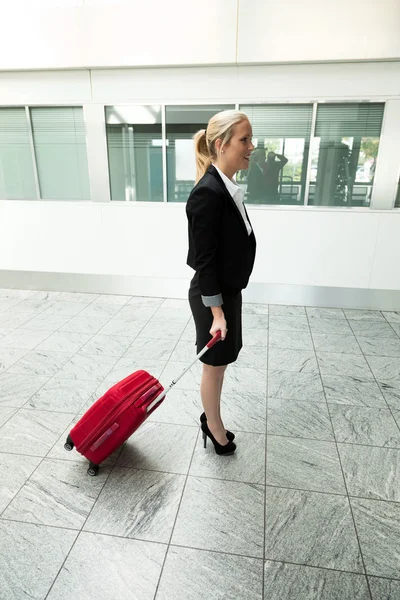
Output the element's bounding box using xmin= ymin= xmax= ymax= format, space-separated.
xmin=309 ymin=104 xmax=384 ymax=207
xmin=238 ymin=104 xmax=313 ymax=205
xmin=166 ymin=105 xmax=234 ymax=202
xmin=106 ymin=105 xmax=162 ymax=202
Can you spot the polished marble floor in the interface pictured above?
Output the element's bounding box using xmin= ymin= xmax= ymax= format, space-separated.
xmin=0 ymin=288 xmax=399 ymax=599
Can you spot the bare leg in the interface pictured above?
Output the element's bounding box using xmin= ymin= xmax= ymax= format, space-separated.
xmin=201 ymin=364 xmax=228 ymax=445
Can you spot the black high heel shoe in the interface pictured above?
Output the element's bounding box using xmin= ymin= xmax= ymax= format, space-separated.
xmin=201 ymin=422 xmax=236 ymax=456
xmin=200 ymin=412 xmax=235 ymax=441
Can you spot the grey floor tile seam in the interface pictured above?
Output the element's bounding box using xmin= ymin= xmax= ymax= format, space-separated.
xmin=381 ymin=312 xmax=400 ymax=339
xmin=262 ymin=308 xmax=271 ymax=600
xmin=305 ymin=309 xmax=374 ymax=598
xmin=152 ymin=427 xmax=202 ymax=600
xmin=346 ymin=317 xmax=400 ymax=438
xmin=267 ymin=432 xmax=400 ymax=451
xmin=43 ymin=444 xmax=126 ymax=599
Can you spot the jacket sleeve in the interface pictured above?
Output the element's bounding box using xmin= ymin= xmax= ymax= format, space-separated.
xmin=186 ymin=187 xmax=223 ymax=307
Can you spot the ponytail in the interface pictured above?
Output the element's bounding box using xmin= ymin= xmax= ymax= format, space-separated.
xmin=193 ymin=129 xmax=212 ymax=183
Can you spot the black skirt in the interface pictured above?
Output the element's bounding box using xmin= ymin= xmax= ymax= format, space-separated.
xmin=188 ymin=274 xmax=243 ymax=367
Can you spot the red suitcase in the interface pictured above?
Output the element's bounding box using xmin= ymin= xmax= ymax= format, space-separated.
xmin=64 ymin=331 xmax=221 ymax=475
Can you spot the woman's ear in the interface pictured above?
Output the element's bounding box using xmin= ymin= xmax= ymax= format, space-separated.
xmin=215 ymin=138 xmax=222 ymax=153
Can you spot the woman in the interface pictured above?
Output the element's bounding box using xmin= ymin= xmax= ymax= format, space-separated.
xmin=186 ymin=110 xmax=256 ymax=456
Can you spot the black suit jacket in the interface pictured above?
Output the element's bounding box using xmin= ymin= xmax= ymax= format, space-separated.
xmin=186 ymin=165 xmax=256 ymax=297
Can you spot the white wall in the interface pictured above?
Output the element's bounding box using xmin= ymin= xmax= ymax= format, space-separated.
xmin=0 ymin=0 xmax=399 ymax=70
xmin=1 ymin=201 xmax=400 ymax=299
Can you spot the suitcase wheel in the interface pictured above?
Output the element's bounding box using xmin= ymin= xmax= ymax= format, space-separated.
xmin=64 ymin=435 xmax=74 ymax=452
xmin=87 ymin=462 xmax=99 ymax=477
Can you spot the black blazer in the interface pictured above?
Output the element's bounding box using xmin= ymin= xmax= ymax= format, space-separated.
xmin=186 ymin=165 xmax=256 ymax=297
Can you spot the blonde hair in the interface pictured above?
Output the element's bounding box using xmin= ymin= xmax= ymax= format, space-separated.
xmin=193 ymin=110 xmax=249 ymax=183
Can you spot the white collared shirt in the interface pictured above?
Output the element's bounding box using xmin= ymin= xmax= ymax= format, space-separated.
xmin=213 ymin=164 xmax=253 ymax=236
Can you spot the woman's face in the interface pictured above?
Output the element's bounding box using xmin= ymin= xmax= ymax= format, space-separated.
xmin=218 ymin=120 xmax=254 ymax=176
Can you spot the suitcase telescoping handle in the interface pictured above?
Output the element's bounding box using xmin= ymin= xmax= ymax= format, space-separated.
xmin=146 ymin=330 xmax=222 ymax=413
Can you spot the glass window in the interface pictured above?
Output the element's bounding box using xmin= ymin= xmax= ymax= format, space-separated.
xmin=239 ymin=104 xmax=314 ymax=205
xmin=106 ymin=105 xmax=162 ymax=202
xmin=309 ymin=103 xmax=384 ymax=207
xmin=30 ymin=107 xmax=90 ymax=200
xmin=395 ymin=182 xmax=400 ymax=208
xmin=166 ymin=105 xmax=234 ymax=202
xmin=0 ymin=107 xmax=37 ymax=199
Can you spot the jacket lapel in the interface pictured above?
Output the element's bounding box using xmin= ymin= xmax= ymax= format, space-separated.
xmin=207 ymin=166 xmax=252 ymax=237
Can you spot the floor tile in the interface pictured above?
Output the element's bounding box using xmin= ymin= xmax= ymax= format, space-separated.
xmin=148 ymin=388 xmax=201 ymax=426
xmin=221 ymin=392 xmax=267 ymax=433
xmin=59 ymin=315 xmax=109 ymax=334
xmin=348 ymin=320 xmax=398 ymax=339
xmin=382 ymin=311 xmax=400 ymax=323
xmin=138 ymin=319 xmax=187 ymax=340
xmin=242 ymin=328 xmax=269 ymax=347
xmin=172 ymin=476 xmax=264 ymax=557
xmin=180 ymin=320 xmax=195 ymax=342
xmin=0 ymin=406 xmax=17 ymax=427
xmin=338 ymin=444 xmax=400 ymax=502
xmin=35 ymin=331 xmax=92 ymax=356
xmin=97 ymin=318 xmax=147 ymax=338
xmin=156 ymin=546 xmax=263 ymax=600
xmin=0 ymin=521 xmax=77 ymax=600
xmin=0 ymin=312 xmax=33 ymax=331
xmin=41 ymin=301 xmax=89 ymax=317
xmin=27 ymin=377 xmax=97 ymax=413
xmin=268 ymin=398 xmax=334 ymax=441
xmin=268 ymin=370 xmax=325 ymax=402
xmin=76 ymin=303 xmax=122 ymax=319
xmin=269 ymin=315 xmax=309 ymax=332
xmin=126 ymin=296 xmax=165 ymax=308
xmin=351 ymin=497 xmax=400 ymax=579
xmin=7 ymin=350 xmax=70 ymax=377
xmin=368 ymin=576 xmax=400 ymax=599
xmin=265 ymin=436 xmax=346 ymax=494
xmin=312 ymin=333 xmax=361 ymax=354
xmin=56 ymin=353 xmax=118 ymax=382
xmin=309 ymin=318 xmax=353 ymax=335
xmin=0 ymin=453 xmax=42 ymax=514
xmin=268 ymin=348 xmax=319 ymax=374
xmin=0 ymin=372 xmax=50 ymax=407
xmin=161 ymin=298 xmax=189 ymax=309
xmin=234 ymin=345 xmax=268 ymax=370
xmin=84 ymin=468 xmax=185 ymax=543
xmin=269 ymin=304 xmax=306 ymax=316
xmin=264 ymin=561 xmax=371 ymax=600
xmin=357 ymin=336 xmax=400 ymax=357
xmin=0 ymin=298 xmax=25 ymax=313
xmin=61 ymin=292 xmax=99 ymax=303
xmin=92 ymin=293 xmax=132 ymax=305
xmin=0 ymin=328 xmax=52 ymax=350
xmin=367 ymin=355 xmax=400 ymax=384
xmin=306 ymin=307 xmax=346 ymax=320
xmin=243 ymin=313 xmax=269 ymax=329
xmin=379 ymin=382 xmax=400 ymax=410
xmin=0 ymin=347 xmax=29 ymax=372
xmin=22 ymin=313 xmax=72 ymax=331
xmin=189 ymin=431 xmax=266 ymax=484
xmin=317 ymin=352 xmax=374 ymax=380
xmin=0 ymin=409 xmax=75 ymax=457
xmin=264 ymin=487 xmax=364 ymax=572
xmin=0 ymin=288 xmax=35 ymax=299
xmin=323 ymin=375 xmax=387 ymax=408
xmin=116 ymin=422 xmax=198 ymax=475
xmin=330 ymin=406 xmax=400 ymax=447
xmin=47 ymin=533 xmax=166 ymax=600
xmin=150 ymin=306 xmax=192 ymax=323
xmin=168 ymin=339 xmax=198 ymax=362
xmin=3 ymin=458 xmax=109 ymax=529
xmin=268 ymin=329 xmax=314 ymax=350
xmin=79 ymin=333 xmax=132 ymax=358
xmin=11 ymin=299 xmax=55 ymax=314
xmin=242 ymin=302 xmax=269 ymax=315
xmin=125 ymin=337 xmax=177 ymax=361
xmin=344 ymin=309 xmax=385 ymax=321
xmin=117 ymin=304 xmax=161 ymax=322
xmin=30 ymin=291 xmax=67 ymax=302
